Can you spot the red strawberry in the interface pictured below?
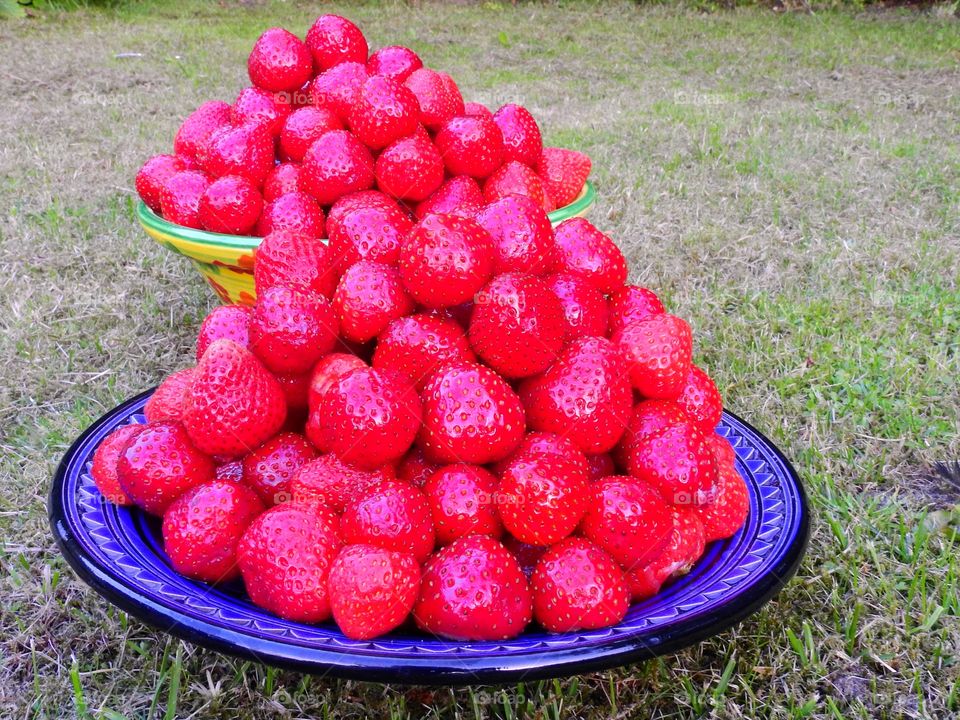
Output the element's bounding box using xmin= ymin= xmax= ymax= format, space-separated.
xmin=136 ymin=154 xmax=189 ymax=213
xmin=497 ymin=453 xmax=589 ymax=545
xmin=627 ymin=508 xmax=706 ymax=601
xmin=483 ymin=161 xmax=545 ymax=207
xmin=249 ymin=285 xmax=337 ymax=374
xmin=615 ymin=399 xmax=690 ymax=470
xmin=463 ymin=102 xmax=493 ymax=120
xmin=326 ymin=189 xmax=400 ymax=238
xmin=279 ymin=106 xmax=342 ymax=162
xmin=399 ymin=214 xmax=495 ymax=308
xmin=502 ymin=535 xmax=548 ymax=579
xmin=254 ymin=230 xmax=338 ymax=299
xmin=289 ymin=453 xmax=394 ymax=512
xmin=423 ymin=464 xmax=502 ymax=545
xmin=493 ymin=104 xmax=542 ymax=167
xmin=300 ymin=129 xmax=375 ymax=205
xmin=307 ymin=61 xmax=369 ymax=122
xmin=231 ymin=86 xmax=292 ymax=136
xmin=414 ymin=176 xmax=484 ymax=219
xmin=475 ymin=194 xmax=556 ymax=275
xmin=613 ymin=313 xmax=693 ymax=399
xmin=199 ymin=122 xmax=275 ymax=185
xmin=305 ymin=15 xmax=368 ymax=71
xmin=607 ymin=285 xmax=665 ymax=337
xmin=404 ymin=68 xmax=464 ymax=132
xmin=242 ymin=432 xmax=317 ymax=505
xmin=274 ymin=371 xmax=311 ymax=414
xmin=697 ymin=461 xmax=749 ymax=542
xmin=375 ymin=129 xmax=444 ymax=202
xmin=413 ymin=535 xmax=532 ymax=641
xmin=199 ymin=175 xmax=263 ymax=235
xmin=196 ymin=305 xmax=252 ymax=360
xmin=625 ymin=418 xmax=717 ymax=506
xmin=675 ymin=365 xmax=723 ymax=434
xmin=318 ymin=367 xmax=422 ymax=468
xmin=307 ymin=353 xmax=368 ymax=412
xmin=162 ymin=479 xmax=265 ymax=583
xmin=237 ymin=503 xmax=341 ymax=622
xmin=117 ymin=421 xmax=215 ymax=515
xmin=215 ymin=459 xmax=245 ymax=484
xmin=341 ymin=480 xmax=435 ymax=562
xmin=491 ymin=431 xmax=590 ymax=480
xmin=397 ymin=447 xmax=441 ymax=487
xmin=174 ymin=101 xmax=232 ymax=163
xmin=552 ymin=218 xmax=627 ymax=294
xmin=255 ymin=192 xmax=326 ymax=238
xmin=372 ymin=313 xmax=475 ymax=391
xmin=418 ymin=361 xmax=525 ymax=464
xmin=367 ymin=45 xmax=422 ymax=82
xmin=333 ymin=261 xmax=414 ymax=343
xmin=182 ymin=339 xmax=287 ymax=457
xmin=159 ymin=170 xmax=210 ymax=228
xmin=145 ymin=368 xmax=196 ymax=423
xmin=327 ymin=202 xmax=413 ymax=271
xmin=262 ymin=162 xmax=302 ymax=202
xmin=348 ymin=75 xmax=420 ymax=150
xmin=434 ymin=114 xmax=503 ymax=179
xmin=521 ymin=336 xmax=632 ymax=454
xmin=544 ymin=273 xmax=609 ymax=342
xmin=328 ymin=544 xmax=421 ymax=639
xmin=537 ymin=147 xmax=591 ymax=208
xmin=469 ymin=272 xmax=566 ymax=379
xmin=580 ymin=475 xmax=673 ymax=571
xmin=531 ymin=537 xmax=629 ymax=632
xmin=586 ymin=452 xmax=616 ymax=481
xmin=248 ymin=27 xmax=313 ymax=94
xmin=708 ymin=432 xmax=737 ymax=470
xmin=91 ymin=424 xmax=143 ymax=505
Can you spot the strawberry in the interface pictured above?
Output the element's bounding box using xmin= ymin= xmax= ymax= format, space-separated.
xmin=242 ymin=432 xmax=317 ymax=505
xmin=586 ymin=452 xmax=616 ymax=481
xmin=615 ymin=399 xmax=690 ymax=470
xmin=434 ymin=114 xmax=503 ymax=179
xmin=249 ymin=285 xmax=337 ymax=374
xmin=613 ymin=313 xmax=693 ymax=399
xmin=159 ymin=170 xmax=210 ymax=228
xmin=307 ymin=353 xmax=368 ymax=412
xmin=537 ymin=147 xmax=591 ymax=208
xmin=274 ymin=371 xmax=311 ymax=414
xmin=493 ymin=104 xmax=542 ymax=167
xmin=375 ymin=129 xmax=445 ymax=202
xmin=326 ymin=189 xmax=400 ymax=238
xmin=414 ymin=176 xmax=484 ymax=219
xmin=531 ymin=537 xmax=629 ymax=632
xmin=328 ymin=544 xmax=421 ymax=639
xmin=145 ymin=368 xmax=196 ymax=423
xmin=367 ymin=45 xmax=422 ymax=82
xmin=289 ymin=453 xmax=394 ymax=512
xmin=502 ymin=535 xmax=548 ymax=579
xmin=318 ymin=366 xmax=422 ymax=468
xmin=333 ymin=261 xmax=415 ymax=343
xmin=675 ymin=365 xmax=723 ymax=434
xmin=279 ymin=106 xmax=342 ymax=162
xmin=490 ymin=431 xmax=590 ymax=480
xmin=483 ymin=161 xmax=545 ymax=207
xmin=91 ymin=424 xmax=143 ymax=505
xmin=215 ymin=459 xmax=245 ymax=484
xmin=580 ymin=475 xmax=673 ymax=571
xmin=403 ymin=68 xmax=464 ymax=132
xmin=544 ymin=273 xmax=609 ymax=342
xmin=231 ymin=86 xmax=292 ymax=136
xmin=182 ymin=339 xmax=287 ymax=457
xmin=262 ymin=162 xmax=302 ymax=202
xmin=237 ymin=503 xmax=341 ymax=622
xmin=248 ymin=27 xmax=313 ymax=94
xmin=117 ymin=421 xmax=215 ymax=515
xmin=198 ymin=122 xmax=275 ymax=185
xmin=348 ymin=75 xmax=420 ymax=150
xmin=136 ymin=154 xmax=189 ymax=213
xmin=552 ymin=218 xmax=627 ymax=295
xmin=463 ymin=102 xmax=493 ymax=120
xmin=307 ymin=61 xmax=369 ymax=122
xmin=399 ymin=214 xmax=495 ymax=308
xmin=607 ymin=285 xmax=665 ymax=337
xmin=625 ymin=418 xmax=717 ymax=507
xmin=498 ymin=453 xmax=589 ymax=545
xmin=341 ymin=480 xmax=435 ymax=562
xmin=626 ymin=508 xmax=706 ymax=601
xmin=708 ymin=432 xmax=737 ymax=470
xmin=422 ymin=464 xmax=502 ymax=545
xmin=475 ymin=194 xmax=556 ymax=275
xmin=413 ymin=535 xmax=532 ymax=641
xmin=418 ymin=361 xmax=525 ymax=464
xmin=305 ymin=15 xmax=368 ymax=72
xmin=196 ymin=305 xmax=253 ymax=360
xmin=520 ymin=336 xmax=632 ymax=454
xmin=253 ymin=230 xmax=338 ymax=299
xmin=300 ymin=129 xmax=375 ymax=205
xmin=174 ymin=100 xmax=232 ymax=163
xmin=697 ymin=461 xmax=749 ymax=542
xmin=397 ymin=447 xmax=441 ymax=487
xmin=255 ymin=192 xmax=326 ymax=238
xmin=372 ymin=313 xmax=475 ymax=391
xmin=469 ymin=272 xmax=566 ymax=379
xmin=162 ymin=479 xmax=264 ymax=583
xmin=199 ymin=175 xmax=263 ymax=235
xmin=327 ymin=202 xmax=413 ymax=271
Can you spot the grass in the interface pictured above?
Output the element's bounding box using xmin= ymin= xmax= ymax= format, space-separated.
xmin=1 ymin=0 xmax=958 ymax=717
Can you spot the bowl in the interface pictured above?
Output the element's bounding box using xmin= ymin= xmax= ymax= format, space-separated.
xmin=138 ymin=181 xmax=597 ymax=306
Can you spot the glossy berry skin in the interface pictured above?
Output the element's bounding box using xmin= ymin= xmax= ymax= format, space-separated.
xmin=497 ymin=454 xmax=590 ymax=545
xmin=675 ymin=365 xmax=723 ymax=434
xmin=414 ymin=176 xmax=484 ymax=219
xmin=231 ymin=86 xmax=292 ymax=136
xmin=580 ymin=475 xmax=673 ymax=572
xmin=413 ymin=535 xmax=532 ymax=641
xmin=262 ymin=162 xmax=302 ymax=202
xmin=544 ymin=273 xmax=609 ymax=342
xmin=182 ymin=339 xmax=287 ymax=457
xmin=237 ymin=504 xmax=342 ymax=623
xmin=255 ymin=192 xmax=325 ymax=239
xmin=215 ymin=459 xmax=245 ymax=484
xmin=162 ymin=480 xmax=265 ymax=583
xmin=275 ymin=371 xmax=311 ymax=413
xmin=341 ymin=480 xmax=435 ymax=562
xmin=248 ymin=27 xmax=313 ymax=94
xmin=607 ymin=285 xmax=665 ymax=337
xmin=552 ymin=218 xmax=627 ymax=295
xmin=483 ymin=161 xmax=546 ymax=207
xmin=307 ymin=353 xmax=368 ymax=413
xmin=537 ymin=147 xmax=592 ymax=208
xmin=289 ymin=454 xmax=394 ymax=512
xmin=279 ymin=106 xmax=342 ymax=162
xmin=418 ymin=362 xmax=525 ymax=465
xmin=199 ymin=122 xmax=274 ymax=185
xmin=91 ymin=424 xmax=143 ymax=505
xmin=404 ymin=68 xmax=464 ymax=132
xmin=327 ymin=203 xmax=413 ymax=272
xmin=253 ymin=230 xmax=338 ymax=299
xmin=159 ymin=170 xmax=210 ymax=229
xmin=697 ymin=461 xmax=749 ymax=543
xmin=348 ymin=75 xmax=420 ymax=150
xmin=613 ymin=313 xmax=693 ymax=400
xmin=136 ymin=154 xmax=189 ymax=213
xmin=305 ymin=15 xmax=368 ymax=71
xmin=196 ymin=305 xmax=252 ymax=361
xmin=199 ymin=175 xmax=262 ymax=235
xmin=475 ymin=194 xmax=556 ymax=276
xmin=399 ymin=214 xmax=495 ymax=309
xmin=469 ymin=272 xmax=566 ymax=379
xmin=586 ymin=453 xmax=617 ymax=482
xmin=174 ymin=100 xmax=232 ymax=163
xmin=372 ymin=314 xmax=475 ymax=391
xmin=308 ymin=61 xmax=368 ymax=122
xmin=627 ymin=508 xmax=706 ymax=601
xmin=375 ymin=130 xmax=445 ymax=202
xmin=708 ymin=432 xmax=737 ymax=470
xmin=328 ymin=544 xmax=421 ymax=640
xmin=242 ymin=432 xmax=317 ymax=505
xmin=300 ymin=130 xmax=375 ymax=205
xmin=625 ymin=418 xmax=717 ymax=506
xmin=463 ymin=102 xmax=494 ymax=120
xmin=145 ymin=367 xmax=196 ymax=423
xmin=326 ymin=190 xmax=399 ymax=237
xmin=423 ymin=464 xmax=502 ymax=545
xmin=531 ymin=537 xmax=629 ymax=633
xmin=397 ymin=447 xmax=441 ymax=487
xmin=117 ymin=421 xmax=215 ymax=515
xmin=434 ymin=114 xmax=504 ymax=179
xmin=615 ymin=399 xmax=691 ymax=471
xmin=367 ymin=45 xmax=422 ymax=82
xmin=318 ymin=367 xmax=422 ymax=469
xmin=493 ymin=104 xmax=542 ymax=167
xmin=249 ymin=285 xmax=338 ymax=375
xmin=333 ymin=261 xmax=414 ymax=343
xmin=491 ymin=431 xmax=590 ymax=480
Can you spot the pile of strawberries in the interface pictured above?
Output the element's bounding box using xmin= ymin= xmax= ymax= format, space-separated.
xmin=136 ymin=15 xmax=592 ymax=237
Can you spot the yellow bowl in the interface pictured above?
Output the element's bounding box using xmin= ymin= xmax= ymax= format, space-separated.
xmin=138 ymin=181 xmax=596 ymax=306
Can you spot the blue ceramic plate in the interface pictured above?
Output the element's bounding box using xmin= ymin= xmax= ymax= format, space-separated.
xmin=50 ymin=389 xmax=809 ymax=685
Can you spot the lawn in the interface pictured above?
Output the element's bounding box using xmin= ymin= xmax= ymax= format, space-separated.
xmin=1 ymin=1 xmax=958 ymax=717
